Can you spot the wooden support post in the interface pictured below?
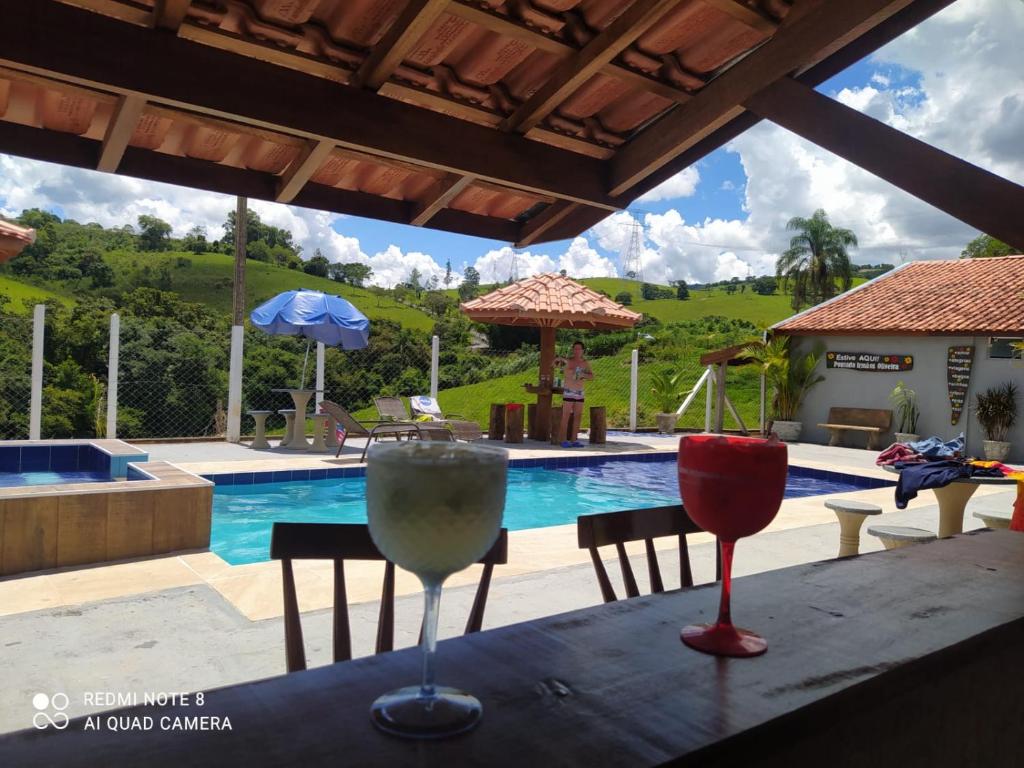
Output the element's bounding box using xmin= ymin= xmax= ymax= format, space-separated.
xmin=536 ymin=326 xmax=557 ymax=442
xmin=504 ymin=404 xmax=524 ymax=444
xmin=489 ymin=404 xmax=506 ymax=441
xmin=714 ymin=363 xmax=726 ymax=434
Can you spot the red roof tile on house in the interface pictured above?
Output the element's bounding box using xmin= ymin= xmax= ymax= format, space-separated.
xmin=774 ymin=256 xmax=1024 ymax=336
xmin=0 ymin=219 xmax=36 ymax=261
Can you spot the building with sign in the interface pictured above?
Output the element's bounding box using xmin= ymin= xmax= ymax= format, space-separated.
xmin=773 ymin=255 xmax=1024 ymax=460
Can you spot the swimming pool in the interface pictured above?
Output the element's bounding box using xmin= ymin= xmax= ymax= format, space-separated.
xmin=209 ymin=455 xmax=892 ymax=565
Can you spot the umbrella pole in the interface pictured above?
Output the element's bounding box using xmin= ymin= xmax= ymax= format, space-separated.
xmin=536 ymin=326 xmax=556 ymax=442
xmin=300 ymin=339 xmax=311 ymax=389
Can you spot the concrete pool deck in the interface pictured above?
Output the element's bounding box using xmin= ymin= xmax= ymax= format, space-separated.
xmin=0 ymin=437 xmax=1018 ymax=732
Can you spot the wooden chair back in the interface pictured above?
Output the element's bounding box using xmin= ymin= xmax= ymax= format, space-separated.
xmin=825 ymin=407 xmax=892 ymax=430
xmin=374 ymin=396 xmax=410 ymax=422
xmin=319 ymin=400 xmax=369 ymax=437
xmin=577 ymin=504 xmax=718 ymax=603
xmin=270 ymin=522 xmax=508 ymax=673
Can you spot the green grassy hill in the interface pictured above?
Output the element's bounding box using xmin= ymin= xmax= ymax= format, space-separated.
xmin=102 ymin=251 xmax=436 ymax=332
xmin=0 ymin=275 xmax=75 ymax=313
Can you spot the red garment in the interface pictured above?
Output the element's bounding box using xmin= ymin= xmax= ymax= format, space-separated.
xmin=876 ymin=443 xmax=925 ymax=466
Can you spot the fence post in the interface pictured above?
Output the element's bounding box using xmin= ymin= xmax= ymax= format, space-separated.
xmin=29 ymin=303 xmax=45 ymax=440
xmin=704 ymin=364 xmax=713 ymax=433
xmin=430 ymin=334 xmax=439 ymax=399
xmin=629 ymin=348 xmax=638 ymax=431
xmin=226 ymin=325 xmax=244 ymax=442
xmin=106 ymin=313 xmax=120 ymax=438
xmin=315 ymin=342 xmax=325 ymax=408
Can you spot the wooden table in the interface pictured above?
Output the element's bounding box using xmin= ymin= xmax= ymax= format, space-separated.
xmin=3 ymin=532 xmax=1023 ymax=766
xmin=883 ymin=465 xmax=1018 ymax=537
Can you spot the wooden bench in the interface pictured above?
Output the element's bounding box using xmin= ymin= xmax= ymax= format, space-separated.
xmin=818 ymin=407 xmax=892 ymax=450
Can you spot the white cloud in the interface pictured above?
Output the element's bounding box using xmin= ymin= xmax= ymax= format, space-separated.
xmin=471 ymin=237 xmax=617 ymax=282
xmin=720 ymin=180 xmax=737 ymax=191
xmin=636 ymin=166 xmax=701 ymax=202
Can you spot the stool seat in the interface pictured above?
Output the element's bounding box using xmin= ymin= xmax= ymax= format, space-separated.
xmin=867 ymin=525 xmax=937 ymax=550
xmin=824 ymin=499 xmax=883 ymax=515
xmin=827 ymin=498 xmax=883 ymax=557
xmin=247 ymin=410 xmax=274 ymax=450
xmin=973 ymin=510 xmax=1012 ymax=530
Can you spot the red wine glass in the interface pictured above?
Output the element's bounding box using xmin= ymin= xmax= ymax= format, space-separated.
xmin=677 ymin=434 xmax=788 ymax=657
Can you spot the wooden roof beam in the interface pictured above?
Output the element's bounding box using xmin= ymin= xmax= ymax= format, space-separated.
xmin=96 ymin=93 xmax=146 ymax=172
xmin=276 ymin=139 xmax=335 ymax=203
xmin=501 ymin=0 xmax=686 ymax=134
xmin=410 ymin=174 xmax=476 ymax=227
xmin=352 ymin=0 xmax=451 ymax=91
xmin=516 ymin=201 xmax=579 ymax=248
xmin=0 ymin=0 xmax=618 ymax=212
xmin=745 ymin=76 xmax=1024 ymax=251
xmin=447 ymin=1 xmax=694 ymax=105
xmin=153 ymin=0 xmax=192 ymax=32
xmin=609 ymin=0 xmax=916 ymax=196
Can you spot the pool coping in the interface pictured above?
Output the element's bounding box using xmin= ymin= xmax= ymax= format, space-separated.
xmin=201 ymin=451 xmax=897 ymax=491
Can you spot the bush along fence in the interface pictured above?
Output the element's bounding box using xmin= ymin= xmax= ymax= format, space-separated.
xmin=1 ymin=304 xmax=763 ymax=441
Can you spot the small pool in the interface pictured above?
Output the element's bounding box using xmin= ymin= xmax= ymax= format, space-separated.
xmin=0 ymin=442 xmax=149 ymax=488
xmin=210 ymin=456 xmax=892 ymax=565
xmin=0 ymin=470 xmax=120 ymax=487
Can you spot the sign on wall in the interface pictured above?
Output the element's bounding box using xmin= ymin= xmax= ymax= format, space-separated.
xmin=825 ymin=351 xmax=914 ymax=372
xmin=947 ymin=345 xmax=974 ymax=425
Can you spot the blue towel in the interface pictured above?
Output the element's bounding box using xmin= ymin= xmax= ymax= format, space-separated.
xmin=907 ymin=433 xmax=964 ymax=459
xmin=893 ymin=459 xmax=1004 ymax=509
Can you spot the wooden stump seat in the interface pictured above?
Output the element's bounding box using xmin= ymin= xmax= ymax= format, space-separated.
xmin=818 ymin=407 xmax=892 ymax=450
xmin=589 ymin=406 xmax=607 ymax=444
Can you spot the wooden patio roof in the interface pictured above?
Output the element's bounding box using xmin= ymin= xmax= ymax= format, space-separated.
xmin=1 ymin=0 xmax=1021 ymax=249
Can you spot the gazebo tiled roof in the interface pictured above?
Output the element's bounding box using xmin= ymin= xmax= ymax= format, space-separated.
xmin=773 ymin=255 xmax=1024 ymax=336
xmin=0 ymin=219 xmax=36 ymax=261
xmin=461 ymin=273 xmax=641 ymax=329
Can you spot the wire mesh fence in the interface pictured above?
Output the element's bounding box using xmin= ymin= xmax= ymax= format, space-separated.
xmin=0 ymin=314 xmax=33 ymax=440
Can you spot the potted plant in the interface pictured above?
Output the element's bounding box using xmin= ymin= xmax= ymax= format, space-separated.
xmin=742 ymin=337 xmax=825 ymax=442
xmin=974 ymin=382 xmax=1018 ymax=461
xmin=650 ymin=369 xmax=683 ymax=434
xmin=889 ymin=380 xmax=920 ymax=443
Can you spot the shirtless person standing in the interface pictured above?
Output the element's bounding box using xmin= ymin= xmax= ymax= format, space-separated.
xmin=555 ymin=341 xmax=593 ymax=448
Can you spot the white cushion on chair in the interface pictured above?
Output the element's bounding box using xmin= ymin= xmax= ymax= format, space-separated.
xmin=410 ymin=395 xmax=443 ymax=419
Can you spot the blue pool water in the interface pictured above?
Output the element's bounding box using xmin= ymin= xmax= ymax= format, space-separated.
xmin=211 ymin=459 xmax=891 ymax=565
xmin=0 ymin=470 xmax=119 ymax=488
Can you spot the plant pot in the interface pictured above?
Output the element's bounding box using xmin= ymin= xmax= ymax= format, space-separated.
xmin=771 ymin=420 xmax=802 ymax=442
xmin=894 ymin=432 xmax=920 ymax=444
xmin=983 ymin=440 xmax=1011 ymax=461
xmin=655 ymin=413 xmax=677 ymax=434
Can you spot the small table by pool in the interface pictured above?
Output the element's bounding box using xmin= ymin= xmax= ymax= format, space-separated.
xmin=883 ymin=465 xmax=1018 ymax=537
xmin=272 ymin=389 xmax=317 ymax=450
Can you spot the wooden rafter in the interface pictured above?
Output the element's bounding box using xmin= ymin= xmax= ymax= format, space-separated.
xmin=516 ymin=201 xmax=580 ymax=248
xmin=446 ymin=0 xmax=695 ymax=105
xmin=0 ymin=0 xmax=618 ymax=212
xmin=745 ymin=77 xmax=1024 ymax=250
xmin=352 ymin=0 xmax=451 ymax=91
xmin=410 ymin=174 xmax=476 ymax=227
xmin=96 ymin=93 xmax=145 ymax=172
xmin=609 ymin=0 xmax=916 ymax=196
xmin=276 ymin=139 xmax=335 ymax=204
xmin=501 ymin=0 xmax=686 ymax=134
xmin=152 ymin=0 xmax=192 ymax=31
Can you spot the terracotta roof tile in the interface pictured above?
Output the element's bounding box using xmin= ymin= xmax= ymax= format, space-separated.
xmin=461 ymin=273 xmax=641 ymax=329
xmin=774 ymin=256 xmax=1024 ymax=336
xmin=0 ymin=219 xmax=36 ymax=261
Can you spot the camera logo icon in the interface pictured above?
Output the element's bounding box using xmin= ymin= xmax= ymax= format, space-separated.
xmin=33 ymin=693 xmax=70 ymax=730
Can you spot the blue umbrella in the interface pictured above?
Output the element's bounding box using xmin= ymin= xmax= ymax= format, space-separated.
xmin=251 ymin=289 xmax=370 ymax=387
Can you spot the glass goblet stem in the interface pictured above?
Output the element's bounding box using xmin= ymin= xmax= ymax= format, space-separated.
xmin=716 ymin=540 xmax=735 ymax=628
xmin=418 ymin=580 xmax=443 ymax=702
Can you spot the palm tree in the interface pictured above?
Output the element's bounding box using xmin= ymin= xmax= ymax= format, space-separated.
xmin=776 ymin=209 xmax=857 ymax=311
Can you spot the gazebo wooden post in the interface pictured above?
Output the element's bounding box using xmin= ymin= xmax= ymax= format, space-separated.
xmin=536 ymin=325 xmax=557 ymax=442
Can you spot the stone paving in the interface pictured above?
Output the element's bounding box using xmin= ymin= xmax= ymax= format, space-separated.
xmin=0 ymin=436 xmax=1017 ymax=733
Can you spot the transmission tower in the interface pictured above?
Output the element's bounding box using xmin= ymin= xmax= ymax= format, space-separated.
xmin=622 ymin=220 xmax=644 ymax=283
xmin=508 ymin=247 xmax=520 ymax=283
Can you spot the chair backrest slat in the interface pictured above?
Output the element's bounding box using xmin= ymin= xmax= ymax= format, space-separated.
xmin=272 ymin=523 xmax=508 ymax=672
xmin=319 ymin=400 xmax=369 ymax=438
xmin=374 ymin=396 xmax=410 ymax=422
xmin=577 ymin=505 xmax=709 ymax=604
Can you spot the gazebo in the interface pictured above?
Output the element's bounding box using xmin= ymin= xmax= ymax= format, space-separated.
xmin=461 ymin=273 xmax=640 ymax=441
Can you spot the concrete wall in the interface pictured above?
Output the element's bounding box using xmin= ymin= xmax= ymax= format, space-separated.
xmin=790 ymin=335 xmax=1024 ymax=462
